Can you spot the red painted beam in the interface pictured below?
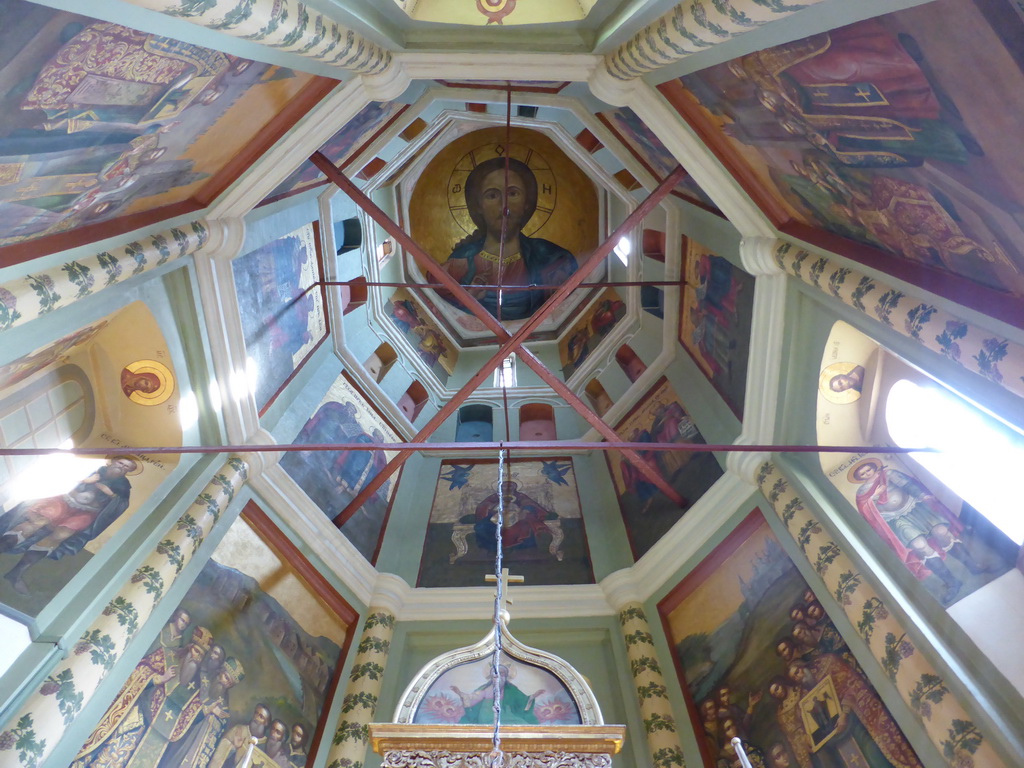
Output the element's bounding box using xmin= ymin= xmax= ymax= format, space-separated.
xmin=311 ymin=153 xmax=689 ymax=521
xmin=0 ymin=443 xmax=938 ymax=456
xmin=318 ymin=280 xmax=682 ymax=290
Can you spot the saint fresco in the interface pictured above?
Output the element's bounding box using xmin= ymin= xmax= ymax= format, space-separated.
xmin=72 ymin=510 xmax=351 ymax=768
xmin=385 ymin=288 xmax=458 ymax=384
xmin=816 ymin=321 xmax=1017 ymax=607
xmin=606 ymin=378 xmax=723 ymax=559
xmin=679 ymin=241 xmax=755 ymax=417
xmin=558 ymin=289 xmax=627 ymax=379
xmin=280 ymin=374 xmax=399 ymax=563
xmin=263 ymin=101 xmax=408 ymax=203
xmin=660 ymin=513 xmax=925 ymax=768
xmin=232 ymin=223 xmax=327 ymax=412
xmin=418 ymin=459 xmax=593 ymax=587
xmin=412 ymin=652 xmax=581 ymax=726
xmin=597 ymin=107 xmax=719 ymax=210
xmin=663 ymin=0 xmax=1024 ymax=307
xmin=0 ymin=0 xmax=320 ymax=254
xmin=0 ymin=302 xmax=180 ymax=617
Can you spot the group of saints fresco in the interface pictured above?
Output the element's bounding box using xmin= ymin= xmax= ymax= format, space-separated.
xmin=72 ymin=607 xmax=312 ymax=768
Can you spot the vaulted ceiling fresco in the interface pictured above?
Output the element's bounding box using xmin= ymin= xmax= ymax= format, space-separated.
xmin=659 ymin=0 xmax=1024 ymax=324
xmin=0 ymin=0 xmax=335 ymax=263
xmin=3 ymin=1 xmax=1024 ymax=767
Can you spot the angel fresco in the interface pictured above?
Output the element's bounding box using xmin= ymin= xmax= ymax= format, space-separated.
xmin=439 ymin=157 xmax=577 ymax=320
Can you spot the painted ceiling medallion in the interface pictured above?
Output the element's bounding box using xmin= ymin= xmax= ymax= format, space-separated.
xmin=392 ymin=0 xmax=599 ymax=26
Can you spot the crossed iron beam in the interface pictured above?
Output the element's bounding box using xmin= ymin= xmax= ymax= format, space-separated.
xmin=310 ymin=151 xmax=690 ymax=527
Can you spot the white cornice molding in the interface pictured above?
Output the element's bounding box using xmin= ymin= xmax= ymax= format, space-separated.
xmin=253 ymin=467 xmax=378 ymax=606
xmin=625 ymin=83 xmax=777 ymax=239
xmin=369 ymin=572 xmax=407 ymax=616
xmin=395 ymin=53 xmax=603 ymax=84
xmin=629 ymin=472 xmax=758 ymax=602
xmin=587 ymin=62 xmax=635 ymax=108
xmin=359 ymin=59 xmax=413 ymax=103
xmin=727 ymin=450 xmax=772 ymax=488
xmin=393 ymin=583 xmax=614 ymax=622
xmin=600 ymin=568 xmax=643 ymax=611
xmin=210 ymin=79 xmax=374 ymax=219
xmin=237 ymin=427 xmax=278 ymax=480
xmin=739 ymin=235 xmax=783 ymax=276
xmin=733 ymin=271 xmax=787 ymax=450
xmin=193 ymin=217 xmax=259 ymax=445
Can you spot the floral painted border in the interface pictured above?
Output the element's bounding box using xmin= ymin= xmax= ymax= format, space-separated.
xmin=756 ymin=460 xmax=1005 ymax=768
xmin=124 ymin=0 xmax=390 ymax=74
xmin=774 ymin=240 xmax=1024 ymax=398
xmin=325 ymin=610 xmax=396 ymax=768
xmin=0 ymin=220 xmax=209 ymax=332
xmin=606 ymin=0 xmax=823 ymax=80
xmin=0 ymin=458 xmax=248 ymax=768
xmin=619 ymin=604 xmax=686 ymax=768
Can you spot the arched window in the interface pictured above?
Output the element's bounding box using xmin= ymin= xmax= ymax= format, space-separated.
xmin=335 ymin=217 xmax=362 ymax=255
xmin=456 ymin=405 xmax=493 ymax=442
xmin=816 ymin=320 xmax=1024 ymax=695
xmin=493 ymin=354 xmax=517 ymax=388
xmin=585 ymin=379 xmax=612 ymax=417
xmin=0 ymin=365 xmax=93 ymax=504
xmin=615 ymin=344 xmax=646 ymax=383
xmin=519 ymin=403 xmax=556 ymax=441
xmin=886 ymin=378 xmax=1024 ymax=545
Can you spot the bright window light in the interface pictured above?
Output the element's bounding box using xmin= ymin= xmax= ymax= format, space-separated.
xmin=178 ymin=390 xmax=199 ymax=431
xmin=245 ymin=356 xmax=259 ymax=396
xmin=886 ymin=378 xmax=1024 ymax=544
xmin=614 ymin=236 xmax=631 ymax=265
xmin=493 ymin=354 xmax=517 ymax=388
xmin=6 ymin=453 xmax=105 ymax=508
xmin=208 ymin=378 xmax=224 ymax=413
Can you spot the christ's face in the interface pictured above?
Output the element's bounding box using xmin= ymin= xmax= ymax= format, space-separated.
xmin=479 ymin=169 xmax=526 ymax=240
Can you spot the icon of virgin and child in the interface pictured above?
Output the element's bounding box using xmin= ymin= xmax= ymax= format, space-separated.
xmin=439 ymin=157 xmax=578 ymax=321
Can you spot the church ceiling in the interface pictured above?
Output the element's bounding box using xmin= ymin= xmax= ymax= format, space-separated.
xmin=2 ymin=0 xmax=1023 ymax=608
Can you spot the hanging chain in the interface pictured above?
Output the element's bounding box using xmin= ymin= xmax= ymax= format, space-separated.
xmin=489 ymin=446 xmax=508 ymax=768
